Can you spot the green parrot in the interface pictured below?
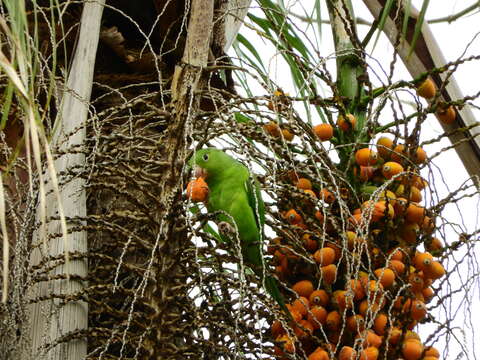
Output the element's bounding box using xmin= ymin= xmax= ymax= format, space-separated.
xmin=189 ymin=148 xmax=288 ymax=314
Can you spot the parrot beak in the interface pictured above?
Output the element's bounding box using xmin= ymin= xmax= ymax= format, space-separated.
xmin=194 ymin=166 xmax=208 ymax=179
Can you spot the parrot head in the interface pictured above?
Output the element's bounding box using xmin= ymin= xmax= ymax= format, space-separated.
xmin=189 ymin=148 xmax=235 ymax=180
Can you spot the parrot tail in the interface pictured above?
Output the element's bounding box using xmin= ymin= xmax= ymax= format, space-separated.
xmin=264 ymin=275 xmax=290 ymax=317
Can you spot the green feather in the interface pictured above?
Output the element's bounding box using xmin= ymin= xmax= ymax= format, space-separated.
xmin=189 ymin=148 xmax=288 ymax=314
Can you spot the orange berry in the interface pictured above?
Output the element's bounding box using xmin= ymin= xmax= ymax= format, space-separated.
xmin=405 ymin=203 xmax=426 ymax=224
xmin=414 ymin=252 xmax=434 ymax=272
xmin=382 ymin=161 xmax=404 ymax=179
xmin=391 ymin=144 xmax=406 ymax=163
xmin=309 ymin=289 xmax=329 ymax=307
xmin=271 ymin=320 xmax=286 ymax=338
xmin=315 ymin=210 xmax=325 ymax=223
xmin=346 ymin=314 xmax=365 ymax=333
xmin=326 ymin=310 xmax=341 ymax=331
xmin=426 ymin=237 xmax=443 ymax=253
xmin=402 ymin=339 xmax=424 ymax=360
xmin=424 ymin=346 xmax=440 ymax=357
xmin=376 ymin=136 xmax=394 ymax=159
xmin=285 ymin=208 xmax=303 ymax=225
xmin=389 ymin=248 xmax=405 ymax=261
xmin=275 ymin=334 xmax=295 ymax=354
xmin=359 ymin=299 xmax=382 ymax=316
xmin=296 ymin=178 xmax=312 ymax=190
xmin=414 ymin=147 xmax=427 ymax=164
xmin=308 ymin=347 xmax=330 ymax=360
xmin=313 ymin=123 xmax=334 ymax=141
xmin=294 ymin=319 xmax=314 ymax=338
xmin=292 ymin=280 xmax=314 ymax=298
xmin=409 ymin=273 xmax=425 ymax=293
xmin=362 ymin=200 xmax=395 ymax=222
xmin=320 ymin=264 xmax=337 ymax=285
xmin=358 ymin=329 xmax=382 ymax=348
xmin=359 ymin=346 xmax=379 ymax=360
xmin=423 ymin=261 xmax=446 ymax=280
xmin=314 ymin=247 xmax=336 ymax=266
xmin=409 ymin=186 xmax=423 ymax=203
xmin=319 ymin=188 xmax=336 ymax=204
xmin=263 ymin=121 xmax=281 ymax=137
xmin=394 ymin=197 xmax=408 ymax=217
xmin=339 ymin=346 xmax=357 ymax=360
xmin=186 ymin=177 xmax=209 ymax=202
xmin=307 ymin=305 xmax=328 ymax=328
xmin=388 ymin=259 xmax=406 ymax=275
xmin=374 ymin=267 xmax=396 ymax=288
xmin=302 ymin=233 xmax=318 ymax=252
xmin=422 ymin=287 xmax=435 ymax=303
xmin=292 ymin=297 xmax=310 ymax=317
xmin=349 ymin=278 xmax=366 ymax=300
xmin=387 ymin=327 xmax=402 ymax=346
xmin=401 ymin=222 xmax=420 ymax=245
xmin=333 ymin=290 xmax=352 ymax=311
xmin=436 ymin=104 xmax=456 ymax=125
xmin=417 ymin=78 xmax=436 ymax=99
xmin=355 ymin=148 xmax=378 ymax=166
xmin=287 ymin=307 xmax=303 ymax=322
xmin=356 ymin=165 xmax=375 ymax=181
xmin=365 ymin=280 xmax=384 ymax=299
xmin=403 ymin=299 xmax=427 ymax=321
xmin=281 ymin=128 xmax=294 ymax=141
xmin=337 ymin=113 xmax=357 ymax=131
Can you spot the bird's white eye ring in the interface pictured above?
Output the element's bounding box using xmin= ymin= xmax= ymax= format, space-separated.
xmin=203 ymin=153 xmax=209 ymax=161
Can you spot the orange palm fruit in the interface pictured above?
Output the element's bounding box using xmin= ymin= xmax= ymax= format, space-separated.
xmin=423 ymin=261 xmax=446 ymax=280
xmin=414 ymin=252 xmax=434 ymax=271
xmin=374 ymin=267 xmax=395 ymax=288
xmin=387 ymin=326 xmax=402 ymax=345
xmin=315 ymin=210 xmax=325 ymax=223
xmin=401 ymin=222 xmax=420 ymax=245
xmin=355 ymin=148 xmax=378 ymax=166
xmin=357 ymin=329 xmax=382 ymax=348
xmin=309 ymin=289 xmax=330 ymax=307
xmin=403 ymin=299 xmax=427 ymax=321
xmin=414 ymin=147 xmax=427 ymax=164
xmin=292 ymin=279 xmax=314 ymax=297
xmin=325 ymin=242 xmax=341 ymax=261
xmin=426 ymin=237 xmax=443 ymax=253
xmin=422 ymin=287 xmax=435 ymax=303
xmin=308 ymin=348 xmax=330 ymax=360
xmin=339 ymin=346 xmax=357 ymax=360
xmin=394 ymin=197 xmax=408 ymax=217
xmin=333 ymin=290 xmax=352 ymax=311
xmin=391 ymin=144 xmax=406 ymax=163
xmin=359 ymin=299 xmax=382 ymax=316
xmin=373 ymin=313 xmax=388 ymax=335
xmin=349 ymin=278 xmax=366 ymax=300
xmin=389 ymin=248 xmax=405 ymax=261
xmin=405 ymin=203 xmax=426 ymax=224
xmin=355 ymin=165 xmax=375 ymax=181
xmin=359 ymin=346 xmax=379 ymax=360
xmin=285 ymin=208 xmax=303 ymax=225
xmin=404 ymin=330 xmax=421 ymax=341
xmin=388 ymin=259 xmax=406 ymax=275
xmin=186 ymin=177 xmax=209 ymax=202
xmin=416 ymin=78 xmax=436 ymax=99
xmin=294 ymin=319 xmax=314 ymax=338
xmin=314 ymin=247 xmax=336 ymax=266
xmin=376 ymin=136 xmax=394 ymax=159
xmin=365 ymin=280 xmax=384 ymax=299
xmin=424 ymin=346 xmax=440 ymax=357
xmin=402 ymin=339 xmax=424 ymax=360
xmin=409 ymin=186 xmax=423 ymax=203
xmin=409 ymin=273 xmax=425 ymax=293
xmin=347 ymin=314 xmax=366 ymax=332
xmin=313 ymin=123 xmax=334 ymax=141
xmin=263 ymin=121 xmax=281 ymax=137
xmin=271 ymin=320 xmax=286 ymax=338
xmin=281 ymin=128 xmax=294 ymax=141
xmin=286 ymin=306 xmax=303 ymax=323
xmin=326 ymin=310 xmax=341 ymax=331
xmin=292 ymin=297 xmax=310 ymax=317
xmin=319 ymin=188 xmax=336 ymax=203
xmin=382 ymin=161 xmax=404 ymax=179
xmin=436 ymin=104 xmax=456 ymax=124
xmin=362 ymin=200 xmax=395 ymax=222
xmin=302 ymin=233 xmax=318 ymax=252
xmin=337 ymin=113 xmax=357 ymax=131
xmin=307 ymin=305 xmax=328 ymax=328
xmin=320 ymin=264 xmax=337 ymax=285
xmin=296 ymin=178 xmax=312 ymax=190
xmin=275 ymin=334 xmax=295 ymax=355
xmin=421 ymin=216 xmax=435 ymax=234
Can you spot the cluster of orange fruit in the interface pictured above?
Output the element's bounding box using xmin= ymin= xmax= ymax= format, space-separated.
xmin=269 ymin=137 xmax=446 ymax=359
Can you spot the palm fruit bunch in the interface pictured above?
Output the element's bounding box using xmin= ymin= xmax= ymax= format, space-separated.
xmin=267 ymin=124 xmax=446 ymax=360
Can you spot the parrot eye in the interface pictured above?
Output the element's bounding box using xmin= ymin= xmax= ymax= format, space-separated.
xmin=202 ymin=153 xmax=209 ymax=161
